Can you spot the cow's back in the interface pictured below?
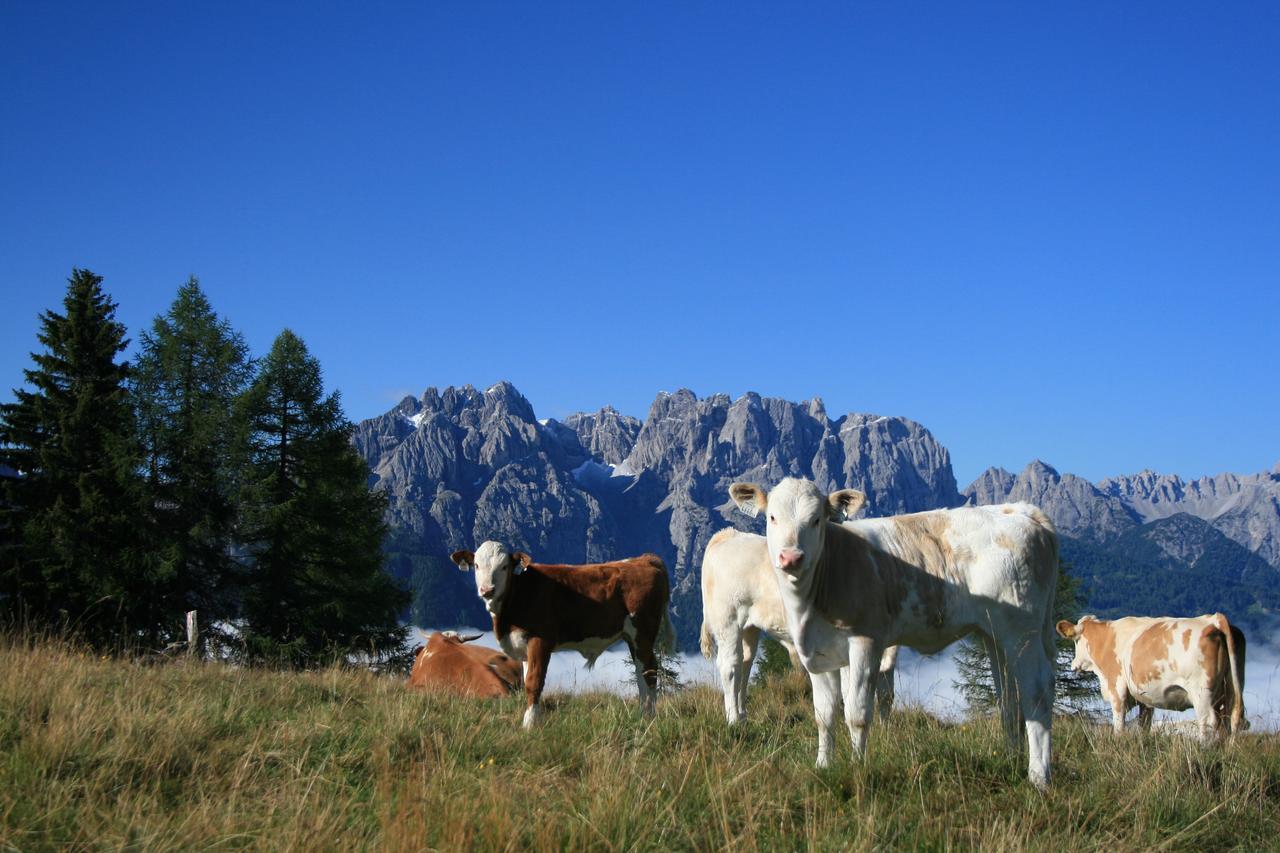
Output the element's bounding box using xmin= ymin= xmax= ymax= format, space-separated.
xmin=702 ymin=530 xmax=789 ymax=639
xmin=459 ymin=642 xmax=522 ymax=692
xmin=851 ymin=502 xmax=1057 ymax=603
xmin=504 ymin=555 xmax=670 ymax=645
xmin=408 ymin=635 xmax=518 ymax=699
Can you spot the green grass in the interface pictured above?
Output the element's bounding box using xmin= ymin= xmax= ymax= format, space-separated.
xmin=1 ymin=639 xmax=1277 ymax=851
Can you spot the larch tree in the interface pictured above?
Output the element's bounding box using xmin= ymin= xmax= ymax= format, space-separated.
xmin=235 ymin=329 xmax=406 ymax=666
xmin=131 ymin=277 xmax=253 ymax=641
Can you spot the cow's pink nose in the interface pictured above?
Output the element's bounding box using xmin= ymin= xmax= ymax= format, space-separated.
xmin=480 ymin=586 xmax=495 ymax=598
xmin=777 ymin=549 xmax=804 ymax=571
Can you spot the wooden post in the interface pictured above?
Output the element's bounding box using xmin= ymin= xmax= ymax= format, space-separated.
xmin=186 ymin=610 xmax=199 ymax=658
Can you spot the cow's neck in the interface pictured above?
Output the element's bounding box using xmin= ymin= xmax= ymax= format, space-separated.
xmin=491 ymin=569 xmax=538 ymax=638
xmin=812 ymin=524 xmax=867 ymax=599
xmin=490 ymin=575 xmax=519 ymax=637
xmin=788 ymin=522 xmax=873 ymax=632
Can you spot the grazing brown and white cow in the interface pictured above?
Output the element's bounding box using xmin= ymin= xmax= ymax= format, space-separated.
xmin=731 ymin=478 xmax=1059 ymax=788
xmin=1056 ymin=614 xmax=1245 ymax=738
xmin=699 ymin=527 xmax=898 ymax=724
xmin=451 ymin=542 xmax=672 ymax=728
xmin=406 ymin=631 xmax=522 ymax=699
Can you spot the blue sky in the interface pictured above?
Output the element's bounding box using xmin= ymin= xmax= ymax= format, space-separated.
xmin=3 ymin=3 xmax=1277 ymax=487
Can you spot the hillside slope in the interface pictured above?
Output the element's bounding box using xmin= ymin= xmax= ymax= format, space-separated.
xmin=2 ymin=641 xmax=1278 ymax=849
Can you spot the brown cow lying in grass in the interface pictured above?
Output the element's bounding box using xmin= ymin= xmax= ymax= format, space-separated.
xmin=406 ymin=631 xmax=522 ymax=699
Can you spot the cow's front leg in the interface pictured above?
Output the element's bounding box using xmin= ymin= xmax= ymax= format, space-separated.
xmin=843 ymin=638 xmax=879 ymax=755
xmin=810 ymin=670 xmax=842 ymax=768
xmin=522 ymin=637 xmax=551 ymax=729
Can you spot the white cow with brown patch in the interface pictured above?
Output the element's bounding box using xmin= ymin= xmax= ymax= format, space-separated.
xmin=1056 ymin=614 xmax=1245 ymax=739
xmin=731 ymin=477 xmax=1059 ymax=788
xmin=699 ymin=526 xmax=898 ymax=724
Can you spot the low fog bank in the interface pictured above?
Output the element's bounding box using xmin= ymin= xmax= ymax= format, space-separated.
xmin=408 ymin=628 xmax=1280 ymax=731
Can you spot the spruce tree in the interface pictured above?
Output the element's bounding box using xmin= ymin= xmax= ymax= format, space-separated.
xmin=236 ymin=330 xmax=406 ymax=666
xmin=953 ymin=559 xmax=1099 ymax=716
xmin=0 ymin=269 xmax=149 ymax=644
xmin=132 ymin=278 xmax=253 ymax=640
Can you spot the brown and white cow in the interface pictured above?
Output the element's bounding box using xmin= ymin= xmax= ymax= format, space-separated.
xmin=406 ymin=631 xmax=522 ymax=698
xmin=731 ymin=478 xmax=1059 ymax=788
xmin=1056 ymin=614 xmax=1245 ymax=738
xmin=699 ymin=526 xmax=898 ymax=725
xmin=451 ymin=542 xmax=672 ymax=728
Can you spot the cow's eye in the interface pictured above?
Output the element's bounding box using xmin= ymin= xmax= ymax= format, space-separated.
xmin=812 ymin=518 xmax=820 ymax=527
xmin=768 ymin=515 xmax=775 ymax=523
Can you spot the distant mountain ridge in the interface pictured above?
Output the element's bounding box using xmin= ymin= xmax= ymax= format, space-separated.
xmin=352 ymin=382 xmax=1280 ymax=646
xmin=964 ymin=460 xmax=1280 ymax=568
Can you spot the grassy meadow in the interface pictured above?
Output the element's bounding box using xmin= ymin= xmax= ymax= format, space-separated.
xmin=1 ymin=638 xmax=1277 ymax=851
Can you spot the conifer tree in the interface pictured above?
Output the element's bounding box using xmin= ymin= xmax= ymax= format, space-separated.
xmin=752 ymin=633 xmax=795 ymax=682
xmin=953 ymin=559 xmax=1098 ymax=715
xmin=236 ymin=330 xmax=406 ymax=666
xmin=132 ymin=278 xmax=253 ymax=638
xmin=0 ymin=269 xmax=149 ymax=643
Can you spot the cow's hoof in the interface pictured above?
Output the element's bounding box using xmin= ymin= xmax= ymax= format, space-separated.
xmin=522 ymin=706 xmax=542 ymax=729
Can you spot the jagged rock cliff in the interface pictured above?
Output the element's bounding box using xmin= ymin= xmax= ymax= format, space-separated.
xmin=353 ymin=383 xmax=963 ymax=646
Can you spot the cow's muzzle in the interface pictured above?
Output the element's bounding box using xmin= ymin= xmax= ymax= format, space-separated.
xmin=777 ymin=548 xmax=805 ymax=573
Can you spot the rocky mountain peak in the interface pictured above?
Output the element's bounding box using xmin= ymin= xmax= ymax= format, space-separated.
xmin=479 ymin=381 xmax=537 ymax=424
xmin=963 ymin=467 xmax=1016 ymax=506
xmin=963 ymin=459 xmax=1138 ymax=542
xmin=560 ymin=406 xmax=643 ymax=465
xmin=1024 ymin=459 xmax=1061 ymax=480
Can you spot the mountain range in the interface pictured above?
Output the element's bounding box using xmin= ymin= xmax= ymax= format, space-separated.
xmin=352 ymin=382 xmax=1280 ymax=647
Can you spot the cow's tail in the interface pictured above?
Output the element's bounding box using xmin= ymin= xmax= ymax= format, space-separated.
xmin=1214 ymin=613 xmax=1245 ymax=735
xmin=1041 ymin=578 xmax=1059 ymax=665
xmin=659 ymin=610 xmax=677 ymax=656
xmin=700 ymin=617 xmax=714 ymax=660
xmin=1038 ymin=520 xmax=1061 ymax=666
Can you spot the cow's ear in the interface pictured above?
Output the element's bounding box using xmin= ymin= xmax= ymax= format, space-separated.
xmin=511 ymin=551 xmax=534 ymax=573
xmin=1055 ymin=620 xmax=1077 ymax=639
xmin=730 ymin=483 xmax=768 ymax=518
xmin=451 ymin=550 xmax=475 ymax=571
xmin=827 ymin=489 xmax=867 ymax=521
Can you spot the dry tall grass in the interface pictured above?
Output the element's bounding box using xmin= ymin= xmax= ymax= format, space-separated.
xmin=1 ymin=637 xmax=1276 ymax=850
